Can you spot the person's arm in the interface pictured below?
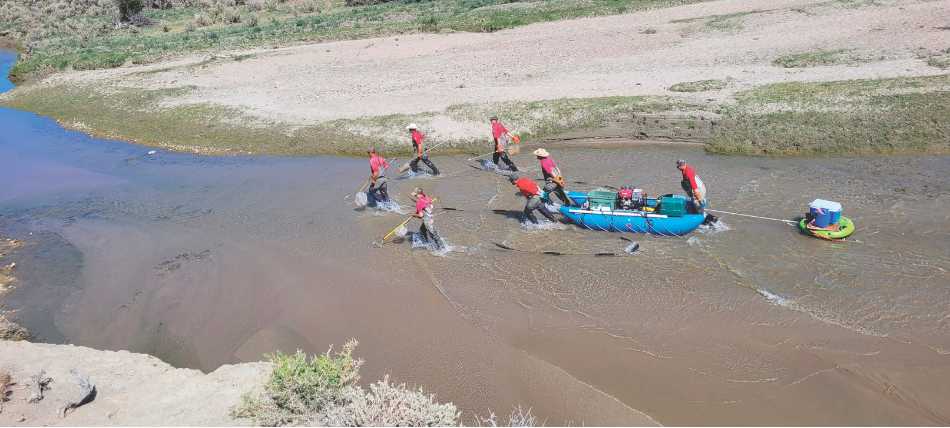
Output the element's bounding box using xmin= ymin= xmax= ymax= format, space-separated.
xmin=688 ymin=171 xmax=699 ymax=192
xmin=371 ymin=168 xmax=379 ymax=185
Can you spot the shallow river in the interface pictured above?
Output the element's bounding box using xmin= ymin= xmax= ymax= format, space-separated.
xmin=3 ymin=50 xmax=949 ymax=425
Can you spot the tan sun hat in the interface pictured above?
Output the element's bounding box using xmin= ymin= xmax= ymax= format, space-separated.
xmin=406 ymin=123 xmax=419 ymax=130
xmin=410 ymin=187 xmax=424 ymax=197
xmin=533 ymin=148 xmax=550 ymax=157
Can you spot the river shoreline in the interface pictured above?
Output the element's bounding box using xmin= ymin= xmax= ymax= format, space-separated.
xmin=2 ymin=0 xmax=948 ymax=157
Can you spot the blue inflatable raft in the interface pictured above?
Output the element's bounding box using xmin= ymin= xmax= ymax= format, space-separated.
xmin=557 ymin=191 xmax=707 ymax=235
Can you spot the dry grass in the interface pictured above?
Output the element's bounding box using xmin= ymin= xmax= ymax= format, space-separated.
xmin=709 ymin=74 xmax=950 ymax=155
xmin=233 ymin=340 xmax=463 ymax=426
xmin=772 ymin=49 xmax=878 ymax=68
xmin=669 ymin=79 xmax=728 ymax=92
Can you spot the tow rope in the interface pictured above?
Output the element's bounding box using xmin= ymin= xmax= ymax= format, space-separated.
xmin=705 ymin=209 xmax=796 ymax=225
xmin=491 ymin=241 xmax=623 ymax=257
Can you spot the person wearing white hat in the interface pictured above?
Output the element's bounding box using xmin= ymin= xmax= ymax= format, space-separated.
xmin=407 ymin=124 xmax=439 ymax=176
xmin=535 ymin=148 xmax=573 ymax=205
xmin=489 ymin=116 xmax=518 ymax=171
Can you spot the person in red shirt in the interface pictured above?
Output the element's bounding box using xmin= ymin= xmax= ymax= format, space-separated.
xmin=534 ymin=148 xmax=573 ymax=206
xmin=407 ymin=123 xmax=440 ymax=176
xmin=676 ymin=159 xmax=707 ymax=213
xmin=489 ymin=116 xmax=518 ymax=171
xmin=367 ymin=147 xmax=391 ymax=203
xmin=409 ymin=187 xmax=445 ymax=249
xmin=509 ymin=174 xmax=558 ymax=224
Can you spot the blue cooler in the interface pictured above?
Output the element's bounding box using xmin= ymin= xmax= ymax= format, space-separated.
xmin=809 ymin=199 xmax=842 ymax=228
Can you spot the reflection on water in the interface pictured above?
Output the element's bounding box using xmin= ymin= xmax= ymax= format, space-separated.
xmin=2 ymin=50 xmax=950 ymax=424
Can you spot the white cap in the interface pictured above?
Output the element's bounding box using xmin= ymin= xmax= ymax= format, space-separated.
xmin=406 ymin=123 xmax=418 ymax=130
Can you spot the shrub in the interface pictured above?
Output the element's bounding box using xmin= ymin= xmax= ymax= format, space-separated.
xmin=234 ymin=340 xmax=462 ymax=427
xmin=245 ymin=14 xmax=259 ymax=27
xmin=323 ymin=376 xmax=461 ymax=426
xmin=477 ymin=406 xmax=539 ymax=427
xmin=344 ymin=0 xmax=396 ymax=6
xmin=193 ymin=12 xmax=212 ymax=26
xmin=224 ymin=8 xmax=242 ymax=23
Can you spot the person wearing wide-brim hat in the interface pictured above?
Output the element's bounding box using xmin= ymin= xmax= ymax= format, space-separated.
xmin=408 ymin=187 xmax=446 ymax=249
xmin=534 ymin=148 xmax=573 ymax=206
xmin=406 ymin=123 xmax=440 ymax=176
xmin=489 ymin=116 xmax=518 ymax=172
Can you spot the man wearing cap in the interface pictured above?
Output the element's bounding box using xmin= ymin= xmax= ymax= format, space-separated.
xmin=367 ymin=147 xmax=391 ymax=204
xmin=489 ymin=116 xmax=518 ymax=171
xmin=509 ymin=174 xmax=558 ymax=224
xmin=535 ymin=148 xmax=573 ymax=206
xmin=676 ymin=159 xmax=707 ymax=213
xmin=409 ymin=187 xmax=445 ymax=249
xmin=407 ymin=124 xmax=440 ymax=176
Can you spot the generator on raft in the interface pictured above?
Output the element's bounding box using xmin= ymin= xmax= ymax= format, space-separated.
xmin=800 ymin=199 xmax=855 ymax=240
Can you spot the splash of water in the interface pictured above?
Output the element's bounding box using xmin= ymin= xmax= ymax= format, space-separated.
xmin=521 ymin=220 xmax=568 ymax=231
xmin=409 ymin=232 xmax=461 ymax=256
xmin=373 ymin=200 xmax=405 ymax=214
xmin=699 ymin=219 xmax=731 ymax=234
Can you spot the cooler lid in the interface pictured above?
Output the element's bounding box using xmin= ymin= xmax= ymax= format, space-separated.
xmin=810 ymin=199 xmax=842 ymax=211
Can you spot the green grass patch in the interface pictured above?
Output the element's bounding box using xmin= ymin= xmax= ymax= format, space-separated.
xmin=772 ymin=49 xmax=876 ymax=68
xmin=0 ymin=82 xmax=699 ymax=156
xmin=669 ymin=79 xmax=728 ymax=92
xmin=709 ymin=75 xmax=950 ymax=155
xmin=671 ymin=10 xmax=762 ymax=32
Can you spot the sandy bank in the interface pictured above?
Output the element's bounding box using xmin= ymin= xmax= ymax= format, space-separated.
xmin=0 ymin=341 xmax=269 ymax=425
xmin=2 ymin=0 xmax=947 ymax=156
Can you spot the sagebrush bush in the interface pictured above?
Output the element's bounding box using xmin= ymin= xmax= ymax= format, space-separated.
xmin=322 ymin=376 xmax=461 ymax=426
xmin=234 ymin=340 xmax=463 ymax=427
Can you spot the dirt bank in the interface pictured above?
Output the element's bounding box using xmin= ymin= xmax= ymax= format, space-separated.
xmin=0 ymin=341 xmax=269 ymax=425
xmin=0 ymin=237 xmax=28 ymax=341
xmin=2 ymin=0 xmax=947 ymax=155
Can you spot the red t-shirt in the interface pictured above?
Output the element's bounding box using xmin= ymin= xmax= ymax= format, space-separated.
xmin=491 ymin=121 xmax=508 ymax=139
xmin=515 ymin=177 xmax=540 ymax=197
xmin=415 ymin=195 xmax=433 ymax=215
xmin=681 ymin=164 xmax=698 ymax=190
xmin=539 ymin=157 xmax=557 ymax=177
xmin=369 ymin=153 xmax=389 ymax=174
xmin=411 ymin=130 xmax=425 ymax=154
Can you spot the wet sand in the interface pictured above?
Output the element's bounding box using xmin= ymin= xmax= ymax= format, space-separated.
xmin=4 ymin=49 xmax=950 ymax=427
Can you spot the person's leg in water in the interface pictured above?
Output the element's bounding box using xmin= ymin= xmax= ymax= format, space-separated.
xmin=410 ymin=157 xmax=421 ymax=173
xmin=492 ymin=151 xmax=503 ymax=169
xmin=375 ymin=177 xmax=389 ymax=203
xmin=422 ymin=218 xmax=445 ymax=249
xmin=526 ymin=195 xmax=558 ymax=223
xmin=421 ymin=155 xmax=440 ymax=175
xmin=499 ymin=152 xmax=518 ymax=171
xmin=522 ymin=198 xmax=540 ymax=224
xmin=544 ymin=181 xmax=572 ymax=205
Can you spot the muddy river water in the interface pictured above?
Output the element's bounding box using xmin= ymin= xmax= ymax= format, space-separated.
xmin=3 ymin=50 xmax=950 ymax=425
